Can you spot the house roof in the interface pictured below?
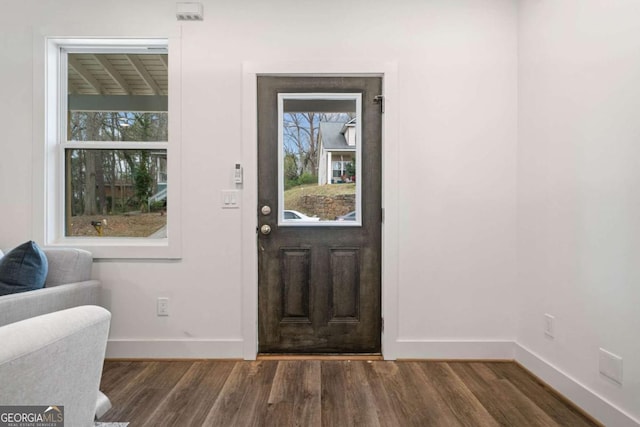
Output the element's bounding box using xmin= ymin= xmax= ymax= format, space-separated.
xmin=319 ymin=121 xmax=355 ymax=150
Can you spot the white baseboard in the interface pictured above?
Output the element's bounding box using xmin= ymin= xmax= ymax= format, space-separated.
xmin=106 ymin=338 xmax=243 ymax=359
xmin=390 ymin=339 xmax=516 ymax=360
xmin=515 ymin=343 xmax=639 ymax=427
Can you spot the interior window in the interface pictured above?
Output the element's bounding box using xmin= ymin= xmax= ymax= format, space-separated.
xmin=43 ymin=38 xmax=179 ymax=258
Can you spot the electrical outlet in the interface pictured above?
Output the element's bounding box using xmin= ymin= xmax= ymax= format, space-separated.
xmin=157 ymin=297 xmax=169 ymax=316
xmin=599 ymin=348 xmax=623 ymax=384
xmin=544 ymin=313 xmax=555 ymax=339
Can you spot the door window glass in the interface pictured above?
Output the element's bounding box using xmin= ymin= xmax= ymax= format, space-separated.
xmin=278 ymin=93 xmax=362 ymax=226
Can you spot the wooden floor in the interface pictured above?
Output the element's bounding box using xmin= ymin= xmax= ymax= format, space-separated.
xmin=98 ymin=359 xmax=600 ymax=427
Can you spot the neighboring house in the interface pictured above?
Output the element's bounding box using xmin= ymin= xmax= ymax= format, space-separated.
xmin=149 ymin=152 xmax=167 ymax=203
xmin=317 ymin=118 xmax=356 ymax=185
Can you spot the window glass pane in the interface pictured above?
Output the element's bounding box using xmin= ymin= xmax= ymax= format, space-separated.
xmin=279 ymin=94 xmax=361 ymax=225
xmin=69 ymin=112 xmax=168 ymax=142
xmin=67 ymin=53 xmax=168 ymax=142
xmin=65 ymin=149 xmax=167 ymax=238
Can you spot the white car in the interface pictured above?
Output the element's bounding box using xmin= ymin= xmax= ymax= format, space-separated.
xmin=284 ymin=210 xmax=320 ymax=221
xmin=335 ymin=210 xmax=356 ymax=221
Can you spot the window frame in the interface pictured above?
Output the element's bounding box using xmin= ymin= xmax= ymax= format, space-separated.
xmin=43 ymin=37 xmax=181 ymax=259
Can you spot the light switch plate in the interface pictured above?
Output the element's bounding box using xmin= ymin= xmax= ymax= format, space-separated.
xmin=221 ymin=190 xmax=240 ymax=209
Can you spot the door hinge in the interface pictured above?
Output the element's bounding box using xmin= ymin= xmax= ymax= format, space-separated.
xmin=381 ymin=317 xmax=384 ymax=332
xmin=373 ymin=95 xmax=384 ymax=113
xmin=381 ymin=207 xmax=385 ymax=223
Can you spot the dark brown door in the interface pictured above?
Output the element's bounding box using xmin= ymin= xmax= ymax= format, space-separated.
xmin=257 ymin=76 xmax=382 ymax=353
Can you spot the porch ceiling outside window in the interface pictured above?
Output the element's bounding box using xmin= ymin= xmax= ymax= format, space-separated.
xmin=67 ymin=53 xmax=168 ymax=112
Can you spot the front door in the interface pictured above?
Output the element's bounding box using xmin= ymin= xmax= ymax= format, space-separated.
xmin=257 ymin=76 xmax=382 ymax=353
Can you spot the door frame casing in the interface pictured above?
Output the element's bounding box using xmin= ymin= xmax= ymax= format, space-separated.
xmin=241 ymin=61 xmax=399 ymax=360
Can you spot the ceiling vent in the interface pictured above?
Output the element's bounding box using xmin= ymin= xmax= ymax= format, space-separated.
xmin=176 ymin=2 xmax=203 ymax=21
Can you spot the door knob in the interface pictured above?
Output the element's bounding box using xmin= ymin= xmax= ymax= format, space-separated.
xmin=260 ymin=224 xmax=272 ymax=235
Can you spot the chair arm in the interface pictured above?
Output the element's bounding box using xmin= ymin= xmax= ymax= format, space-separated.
xmin=0 ymin=306 xmax=111 ymax=427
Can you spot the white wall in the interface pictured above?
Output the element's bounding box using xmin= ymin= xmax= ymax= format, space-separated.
xmin=517 ymin=0 xmax=640 ymax=424
xmin=0 ymin=17 xmax=36 ymax=245
xmin=3 ymin=0 xmax=521 ymax=356
xmin=1 ymin=0 xmax=517 ymax=356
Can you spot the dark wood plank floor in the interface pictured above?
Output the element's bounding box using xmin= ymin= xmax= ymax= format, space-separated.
xmin=98 ymin=360 xmax=600 ymax=427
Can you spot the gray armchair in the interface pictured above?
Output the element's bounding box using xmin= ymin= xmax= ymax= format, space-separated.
xmin=0 ymin=306 xmax=111 ymax=427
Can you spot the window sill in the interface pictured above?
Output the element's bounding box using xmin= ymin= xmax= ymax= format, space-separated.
xmin=45 ymin=237 xmax=181 ymax=260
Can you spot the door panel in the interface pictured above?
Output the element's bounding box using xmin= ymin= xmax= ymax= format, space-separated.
xmin=329 ymin=248 xmax=360 ymax=321
xmin=258 ymin=76 xmax=382 ymax=353
xmin=281 ymin=248 xmax=311 ymax=321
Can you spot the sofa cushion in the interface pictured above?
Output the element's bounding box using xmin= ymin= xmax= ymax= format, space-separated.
xmin=0 ymin=241 xmax=49 ymax=296
xmin=42 ymin=248 xmax=93 ymax=287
